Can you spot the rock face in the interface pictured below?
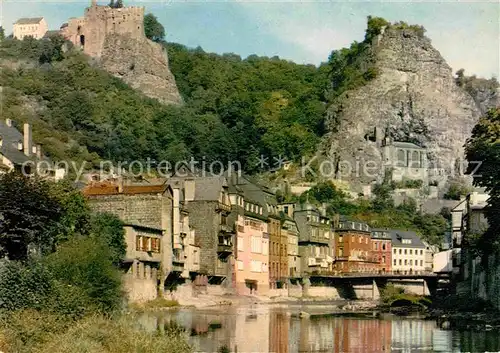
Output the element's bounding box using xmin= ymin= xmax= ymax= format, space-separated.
xmin=325 ymin=27 xmax=482 ymax=186
xmin=100 ymin=34 xmax=182 ymax=105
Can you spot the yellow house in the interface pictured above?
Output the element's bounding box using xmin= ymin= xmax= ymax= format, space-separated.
xmin=13 ymin=17 xmax=48 ymax=40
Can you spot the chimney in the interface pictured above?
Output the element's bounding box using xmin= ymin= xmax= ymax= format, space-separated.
xmin=23 ymin=123 xmax=32 ymax=157
xmin=35 ymin=144 xmax=42 ymax=159
xmin=184 ymin=179 xmax=195 ymax=201
xmin=5 ymin=119 xmax=12 ymax=127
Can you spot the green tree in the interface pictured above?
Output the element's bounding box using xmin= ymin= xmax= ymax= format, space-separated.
xmin=144 ymin=13 xmax=165 ymax=42
xmin=90 ymin=213 xmax=126 ymax=266
xmin=0 ymin=173 xmax=63 ymax=260
xmin=45 ymin=237 xmax=123 ymax=313
xmin=0 ymin=26 xmax=5 ymax=41
xmin=372 ymin=183 xmax=394 ymax=212
xmin=465 ymin=108 xmax=500 ymax=253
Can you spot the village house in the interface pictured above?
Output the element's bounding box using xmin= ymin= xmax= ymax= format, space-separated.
xmin=281 ymin=212 xmax=301 ymax=278
xmin=83 ymin=182 xmax=173 ymax=302
xmin=228 ymin=175 xmax=270 ymax=295
xmin=390 ymin=230 xmax=426 ymax=274
xmin=0 ymin=119 xmax=65 ymax=180
xmin=172 ymin=175 xmax=234 ymax=290
xmin=13 ymin=17 xmax=48 ymax=40
xmin=333 ymin=220 xmax=378 ymax=273
xmin=282 ymin=203 xmax=332 ymax=276
xmin=371 ymin=228 xmax=393 ymax=272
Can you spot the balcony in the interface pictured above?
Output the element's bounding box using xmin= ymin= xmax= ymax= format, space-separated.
xmin=217 ymin=243 xmax=233 ymax=256
xmin=216 ymin=202 xmax=231 ymax=214
xmin=219 ymin=224 xmax=233 ymax=234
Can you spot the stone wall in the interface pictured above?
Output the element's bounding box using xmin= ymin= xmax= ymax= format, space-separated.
xmin=459 ymin=253 xmax=500 ymax=310
xmin=123 ymin=273 xmax=157 ymax=303
xmin=186 ymin=200 xmax=223 ymax=276
xmin=306 ymin=286 xmax=341 ymax=299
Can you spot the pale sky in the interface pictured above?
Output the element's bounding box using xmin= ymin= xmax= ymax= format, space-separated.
xmin=2 ymin=0 xmax=499 ymax=79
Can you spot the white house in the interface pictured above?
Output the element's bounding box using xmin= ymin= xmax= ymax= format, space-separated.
xmin=390 ymin=230 xmax=426 ymax=274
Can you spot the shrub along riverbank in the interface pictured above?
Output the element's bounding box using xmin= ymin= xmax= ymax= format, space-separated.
xmin=0 ymin=172 xmax=192 ymax=353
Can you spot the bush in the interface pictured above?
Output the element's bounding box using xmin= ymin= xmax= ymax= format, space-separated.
xmin=45 ymin=237 xmax=123 ymax=314
xmin=0 ymin=260 xmax=55 ymax=312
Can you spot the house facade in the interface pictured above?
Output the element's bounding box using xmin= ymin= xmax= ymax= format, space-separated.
xmin=391 ymin=230 xmax=426 ymax=274
xmin=83 ymin=182 xmax=174 ymax=302
xmin=13 ymin=17 xmax=48 ymax=40
xmin=229 ymin=176 xmax=270 ymax=295
xmin=282 ymin=216 xmax=301 ymax=278
xmin=291 ymin=204 xmax=332 ymax=275
xmin=371 ymin=229 xmax=393 ymax=272
xmin=333 ymin=220 xmax=378 ymax=273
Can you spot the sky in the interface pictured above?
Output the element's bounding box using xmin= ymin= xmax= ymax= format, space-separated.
xmin=2 ymin=0 xmax=499 ymax=79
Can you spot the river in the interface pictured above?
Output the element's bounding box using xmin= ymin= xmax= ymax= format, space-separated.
xmin=138 ymin=303 xmax=500 ymax=352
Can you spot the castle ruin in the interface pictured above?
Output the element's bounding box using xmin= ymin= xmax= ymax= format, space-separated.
xmin=61 ymin=0 xmax=145 ymax=58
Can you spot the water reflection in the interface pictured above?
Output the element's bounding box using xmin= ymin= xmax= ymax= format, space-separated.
xmin=140 ymin=304 xmax=500 ymax=353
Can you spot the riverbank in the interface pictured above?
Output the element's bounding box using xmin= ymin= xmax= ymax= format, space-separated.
xmin=429 ymin=295 xmax=500 ymax=331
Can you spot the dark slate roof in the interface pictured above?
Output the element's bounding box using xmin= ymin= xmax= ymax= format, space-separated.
xmin=43 ymin=30 xmax=61 ymax=38
xmin=193 ymin=176 xmax=227 ymax=201
xmin=0 ymin=120 xmax=31 ymax=165
xmin=392 ymin=141 xmax=423 ymax=150
xmin=390 ymin=229 xmax=425 ymax=248
xmin=15 ymin=17 xmax=44 ymax=25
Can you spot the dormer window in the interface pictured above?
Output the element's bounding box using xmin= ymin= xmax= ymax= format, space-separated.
xmin=18 ymin=141 xmax=23 ymax=151
xmin=0 ymin=137 xmax=3 ymax=148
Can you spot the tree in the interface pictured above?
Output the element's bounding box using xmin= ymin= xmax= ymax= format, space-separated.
xmin=0 ymin=26 xmax=5 ymax=41
xmin=465 ymin=107 xmax=500 ymax=253
xmin=372 ymin=183 xmax=394 ymax=212
xmin=144 ymin=13 xmax=165 ymax=42
xmin=0 ymin=173 xmax=63 ymax=260
xmin=90 ymin=212 xmax=126 ymax=266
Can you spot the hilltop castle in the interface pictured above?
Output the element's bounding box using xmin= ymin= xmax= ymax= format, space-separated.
xmin=60 ymin=0 xmax=145 ymax=58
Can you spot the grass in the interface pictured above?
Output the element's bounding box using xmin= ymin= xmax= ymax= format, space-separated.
xmin=0 ymin=310 xmax=192 ymax=353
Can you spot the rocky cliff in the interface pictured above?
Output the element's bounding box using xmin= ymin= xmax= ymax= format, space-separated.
xmin=100 ymin=34 xmax=182 ymax=105
xmin=325 ymin=26 xmax=482 ymax=186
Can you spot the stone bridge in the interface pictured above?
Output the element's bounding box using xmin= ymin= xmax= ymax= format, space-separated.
xmin=288 ymin=272 xmax=449 ymax=300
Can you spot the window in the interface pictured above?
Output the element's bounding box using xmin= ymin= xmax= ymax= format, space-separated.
xmin=262 ymin=241 xmax=268 ymax=255
xmin=409 ymin=260 xmax=412 ymax=265
xmin=399 ymin=249 xmax=402 ymax=254
xmin=375 ymin=243 xmax=379 ymax=250
xmin=251 ymin=260 xmax=262 ymax=272
xmin=404 ymin=259 xmax=407 ymax=265
xmin=409 ymin=249 xmax=413 ymax=255
xmin=393 ymin=259 xmax=396 ymax=266
xmin=237 ymin=237 xmax=244 ymax=252
xmin=420 ymin=250 xmax=423 ymax=255
xmin=404 ymin=249 xmax=407 ymax=255
xmin=382 ymin=256 xmax=385 ymax=263
xmin=399 ymin=259 xmax=402 ymax=265
xmin=420 ymin=260 xmax=423 ymax=267
xmin=382 ymin=244 xmax=386 ymax=250
xmin=237 ymin=260 xmax=244 ymax=270
xmin=393 ymin=248 xmax=397 ymax=254
xmin=339 ymin=235 xmax=343 ymax=243
xmin=152 ymin=238 xmax=161 ymax=253
xmin=251 ymin=236 xmax=262 ymax=253
xmin=136 ymin=236 xmax=142 ymax=251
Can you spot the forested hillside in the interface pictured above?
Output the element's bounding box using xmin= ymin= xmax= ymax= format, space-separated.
xmin=0 ymin=36 xmax=329 ymax=172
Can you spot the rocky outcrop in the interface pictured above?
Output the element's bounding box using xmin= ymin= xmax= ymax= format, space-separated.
xmin=100 ymin=34 xmax=182 ymax=105
xmin=325 ymin=27 xmax=482 ymax=185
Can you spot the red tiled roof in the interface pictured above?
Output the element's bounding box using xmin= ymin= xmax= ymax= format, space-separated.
xmin=82 ymin=182 xmax=167 ymax=196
